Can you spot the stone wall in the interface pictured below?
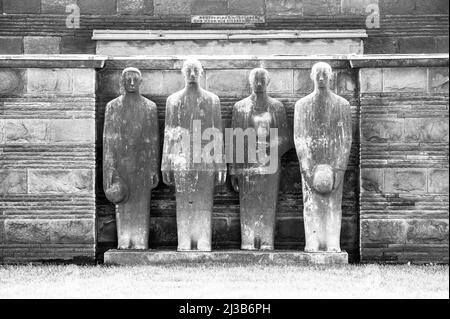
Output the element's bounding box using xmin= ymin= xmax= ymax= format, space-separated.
xmin=0 ymin=56 xmax=104 ymax=263
xmin=357 ymin=57 xmax=449 ymax=263
xmin=0 ymin=0 xmax=448 ymax=55
xmin=96 ymin=57 xmax=361 ymax=262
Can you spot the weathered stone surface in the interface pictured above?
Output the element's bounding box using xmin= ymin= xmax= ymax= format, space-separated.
xmin=97 ymin=215 xmax=117 ymax=243
xmin=141 ymin=70 xmax=204 ymax=96
xmin=294 ymin=69 xmax=314 ymax=94
xmin=3 ymin=0 xmax=41 ymax=13
xmin=229 ymin=0 xmax=265 ymax=15
xmin=78 ymin=0 xmax=116 ymax=15
xmin=41 ymin=0 xmax=76 ymax=13
xmin=4 ymin=219 xmax=94 ymax=244
xmin=213 ymin=218 xmax=241 ymax=243
xmin=61 ymin=36 xmax=96 ymax=54
xmin=154 ymin=0 xmax=191 ymax=15
xmin=360 ymin=68 xmax=382 ymax=93
xmin=73 ymin=69 xmax=96 ymax=94
xmin=267 ymin=69 xmax=294 ymax=94
xmin=27 ymin=69 xmax=73 ymax=94
xmin=303 ymin=0 xmax=341 ymax=15
xmin=266 ymin=0 xmax=304 ymax=16
xmin=191 ymin=0 xmax=228 ymax=14
xmin=0 ymin=37 xmax=23 ymax=55
xmin=383 ymin=68 xmax=427 ymax=92
xmin=275 ymin=218 xmax=304 ymax=242
xmin=0 ymin=120 xmax=4 ymax=143
xmin=361 ymin=119 xmax=404 ymax=143
xmin=97 ymin=71 xmax=121 ymax=96
xmin=398 ymin=37 xmax=437 ymax=54
xmin=0 ymin=69 xmax=25 ymax=96
xmin=28 ymin=170 xmax=93 ymax=195
xmin=379 ymin=0 xmax=449 ymax=14
xmin=384 ymin=169 xmax=427 ymax=193
xmin=337 ymin=70 xmax=357 ymax=95
xmin=24 ymin=37 xmax=61 ymax=54
xmin=5 ymin=119 xmax=94 ymax=144
xmin=149 ymin=217 xmax=178 ymax=245
xmin=404 ymin=118 xmax=449 ymax=143
xmin=361 ymin=219 xmax=408 ymax=243
xmin=117 ymin=0 xmax=154 ymax=15
xmin=104 ymin=250 xmax=349 ymax=265
xmin=428 ymin=169 xmax=449 ymax=194
xmin=361 ymin=168 xmax=384 ymax=193
xmin=406 ymin=220 xmax=449 ymax=244
xmin=428 ymin=67 xmax=449 ymax=93
xmin=341 ymin=0 xmax=379 ymax=15
xmin=206 ymin=70 xmax=250 ymax=96
xmin=0 ymin=170 xmax=27 ymax=195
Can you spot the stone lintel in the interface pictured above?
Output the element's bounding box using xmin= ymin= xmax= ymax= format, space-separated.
xmin=0 ymin=55 xmax=107 ymax=68
xmin=92 ymin=29 xmax=368 ymax=41
xmin=104 ymin=250 xmax=349 ymax=265
xmin=349 ymin=54 xmax=449 ymax=68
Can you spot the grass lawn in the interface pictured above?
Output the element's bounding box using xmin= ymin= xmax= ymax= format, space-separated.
xmin=0 ymin=263 xmax=448 ymax=299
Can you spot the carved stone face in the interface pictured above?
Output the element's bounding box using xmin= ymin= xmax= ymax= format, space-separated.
xmin=311 ymin=62 xmax=333 ymax=90
xmin=122 ymin=71 xmax=142 ymax=93
xmin=250 ymin=68 xmax=269 ymax=93
xmin=182 ymin=59 xmax=203 ymax=85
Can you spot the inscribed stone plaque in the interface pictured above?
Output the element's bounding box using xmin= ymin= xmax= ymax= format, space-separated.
xmin=191 ymin=15 xmax=265 ymax=24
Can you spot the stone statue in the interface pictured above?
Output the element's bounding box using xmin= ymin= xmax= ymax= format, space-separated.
xmin=294 ymin=62 xmax=352 ymax=252
xmin=229 ymin=68 xmax=292 ymax=250
xmin=161 ymin=58 xmax=226 ymax=252
xmin=103 ymin=67 xmax=160 ymax=250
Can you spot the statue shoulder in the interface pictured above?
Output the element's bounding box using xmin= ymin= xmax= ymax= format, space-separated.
xmin=268 ymin=97 xmax=284 ymax=110
xmin=105 ymin=96 xmax=122 ymax=113
xmin=332 ymin=93 xmax=351 ymax=108
xmin=203 ymin=89 xmax=220 ymax=103
xmin=233 ymin=97 xmax=251 ymax=113
xmin=167 ymin=90 xmax=184 ymax=106
xmin=142 ymin=96 xmax=157 ymax=110
xmin=295 ymin=94 xmax=313 ymax=109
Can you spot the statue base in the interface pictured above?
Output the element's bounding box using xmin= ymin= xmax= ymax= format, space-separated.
xmin=103 ymin=250 xmax=348 ymax=265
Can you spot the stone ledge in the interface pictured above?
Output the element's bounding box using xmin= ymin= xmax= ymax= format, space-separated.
xmin=104 ymin=250 xmax=349 ymax=265
xmin=350 ymin=54 xmax=449 ymax=68
xmin=0 ymin=55 xmax=107 ymax=68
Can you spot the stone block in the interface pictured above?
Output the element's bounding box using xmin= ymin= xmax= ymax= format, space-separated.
xmin=265 ymin=0 xmax=304 ymax=16
xmin=428 ymin=67 xmax=449 ymax=93
xmin=48 ymin=119 xmax=95 ymax=143
xmin=404 ymin=118 xmax=449 ymax=143
xmin=0 ymin=119 xmax=4 ymax=143
xmin=384 ymin=169 xmax=427 ymax=193
xmin=78 ymin=0 xmax=116 ymax=15
xmin=154 ymin=0 xmax=191 ymax=15
xmin=117 ymin=0 xmax=154 ymax=15
xmin=398 ymin=37 xmax=437 ymax=54
xmin=435 ymin=36 xmax=449 ymax=53
xmin=383 ymin=68 xmax=427 ymax=92
xmin=97 ymin=71 xmax=121 ymax=96
xmin=41 ymin=0 xmax=76 ymax=13
xmin=361 ymin=219 xmax=407 ymax=244
xmin=337 ymin=69 xmax=357 ymax=95
xmin=361 ymin=118 xmax=404 ymax=143
xmin=378 ymin=0 xmax=416 ymax=15
xmin=302 ymin=0 xmax=341 ymax=15
xmin=140 ymin=70 xmax=196 ymax=96
xmin=27 ymin=69 xmax=73 ymax=94
xmin=104 ymin=250 xmax=349 ymax=265
xmin=406 ymin=220 xmax=449 ymax=244
xmin=3 ymin=0 xmax=41 ymax=13
xmin=360 ymin=168 xmax=384 ymax=193
xmin=275 ymin=218 xmax=304 ymax=242
xmin=24 ymin=37 xmax=61 ymax=54
xmin=267 ymin=69 xmax=293 ymax=94
xmin=294 ymin=69 xmax=314 ymax=94
xmin=61 ymin=36 xmax=96 ymax=54
xmin=0 ymin=37 xmax=23 ymax=54
xmin=4 ymin=219 xmax=94 ymax=244
xmin=359 ymin=68 xmax=382 ymax=93
xmin=28 ymin=169 xmax=94 ymax=195
xmin=0 ymin=69 xmax=26 ymax=96
xmin=229 ymin=0 xmax=265 ymax=15
xmin=414 ymin=0 xmax=449 ymax=14
xmin=191 ymin=0 xmax=228 ymax=14
xmin=428 ymin=169 xmax=449 ymax=194
xmin=5 ymin=120 xmax=49 ymax=144
xmin=206 ymin=70 xmax=250 ymax=96
xmin=0 ymin=170 xmax=27 ymax=195
xmin=364 ymin=36 xmax=399 ymax=55
xmin=73 ymin=69 xmax=96 ymax=94
xmin=341 ymin=0 xmax=379 ymax=15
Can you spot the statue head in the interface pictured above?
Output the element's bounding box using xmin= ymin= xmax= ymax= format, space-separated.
xmin=311 ymin=62 xmax=333 ymax=91
xmin=249 ymin=68 xmax=270 ymax=94
xmin=121 ymin=67 xmax=142 ymax=94
xmin=182 ymin=58 xmax=203 ymax=85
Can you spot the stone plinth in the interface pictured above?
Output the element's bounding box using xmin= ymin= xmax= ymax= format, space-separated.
xmin=104 ymin=250 xmax=349 ymax=265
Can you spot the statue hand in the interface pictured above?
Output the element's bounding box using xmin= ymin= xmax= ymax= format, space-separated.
xmin=216 ymin=171 xmax=227 ymax=186
xmin=162 ymin=171 xmax=174 ymax=186
xmin=230 ymin=175 xmax=240 ymax=192
xmin=105 ymin=178 xmax=128 ymax=204
xmin=150 ymin=173 xmax=160 ymax=189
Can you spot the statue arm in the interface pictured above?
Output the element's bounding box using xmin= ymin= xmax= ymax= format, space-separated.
xmin=273 ymin=102 xmax=293 ymax=157
xmin=294 ymin=101 xmax=314 ymax=182
xmin=332 ymin=102 xmax=353 ymax=190
xmin=161 ymin=97 xmax=177 ymax=185
xmin=145 ymin=103 xmax=161 ymax=189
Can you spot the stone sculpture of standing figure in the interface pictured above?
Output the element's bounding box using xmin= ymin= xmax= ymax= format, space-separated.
xmin=162 ymin=58 xmax=226 ymax=252
xmin=294 ymin=62 xmax=352 ymax=252
xmin=103 ymin=67 xmax=160 ymax=250
xmin=230 ymin=68 xmax=292 ymax=250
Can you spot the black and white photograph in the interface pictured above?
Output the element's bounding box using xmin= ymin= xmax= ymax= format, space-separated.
xmin=0 ymin=0 xmax=448 ymax=306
